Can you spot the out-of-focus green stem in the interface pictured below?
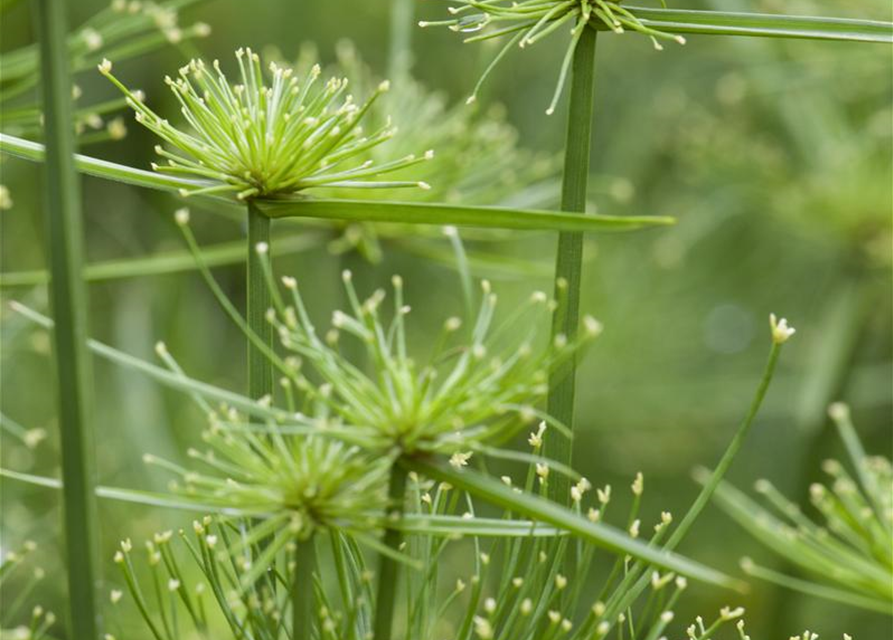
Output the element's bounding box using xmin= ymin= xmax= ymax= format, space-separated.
xmin=293 ymin=538 xmax=317 ymax=640
xmin=389 ymin=0 xmax=414 ymax=78
xmin=34 ymin=0 xmax=100 ymax=637
xmin=373 ymin=464 xmax=409 ymax=640
xmin=547 ymin=26 xmax=597 ymax=505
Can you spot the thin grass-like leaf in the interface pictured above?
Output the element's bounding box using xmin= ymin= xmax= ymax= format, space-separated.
xmin=401 ymin=456 xmax=740 ymax=589
xmin=623 ymin=6 xmax=893 ymax=43
xmin=0 ymin=233 xmax=322 ymax=288
xmin=1 ymin=133 xmax=675 ymax=233
xmin=259 ymin=198 xmax=672 ymax=232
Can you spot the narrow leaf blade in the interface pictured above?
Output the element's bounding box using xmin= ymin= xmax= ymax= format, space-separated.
xmin=623 ymin=7 xmax=893 ymax=43
xmin=403 ymin=456 xmax=740 ymax=588
xmin=259 ymin=198 xmax=674 ymax=232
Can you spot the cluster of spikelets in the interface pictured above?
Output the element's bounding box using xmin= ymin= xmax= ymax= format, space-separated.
xmin=140 ymin=224 xmax=603 ymax=533
xmin=421 ymin=1 xmax=684 ymax=113
xmin=0 ymin=541 xmax=55 ymax=640
xmin=99 ymin=48 xmax=434 ymax=199
xmin=144 ymin=407 xmax=390 ymax=541
xmin=105 ymin=467 xmax=762 ymax=640
xmin=452 ymin=460 xmax=747 ymax=640
xmin=711 ymin=402 xmax=892 ymax=615
xmin=264 ymin=266 xmax=602 ymax=457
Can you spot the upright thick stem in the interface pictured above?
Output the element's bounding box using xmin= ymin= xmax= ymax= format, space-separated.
xmin=34 ymin=0 xmax=100 ymax=637
xmin=292 ymin=538 xmax=317 ymax=640
xmin=373 ymin=464 xmax=409 ymax=640
xmin=246 ymin=202 xmax=273 ymax=400
xmin=547 ymin=27 xmax=598 ymax=505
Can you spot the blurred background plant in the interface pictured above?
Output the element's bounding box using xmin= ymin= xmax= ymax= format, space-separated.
xmin=709 ymin=402 xmax=892 ymax=616
xmin=0 ymin=0 xmax=212 ymax=151
xmin=1 ymin=0 xmax=891 ymax=638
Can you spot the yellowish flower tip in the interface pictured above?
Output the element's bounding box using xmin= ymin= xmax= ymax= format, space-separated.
xmin=154 ymin=341 xmax=168 ymax=356
xmin=583 ymin=315 xmax=604 ymax=337
xmin=418 ymin=181 xmax=432 ymax=190
xmin=631 ymin=471 xmax=644 ymax=496
xmin=720 ymin=606 xmax=745 ymax=621
xmin=769 ymin=313 xmax=796 ymax=344
xmin=449 ymin=451 xmax=472 ymax=469
xmin=174 ymin=207 xmax=190 ymax=226
xmin=255 ymin=241 xmax=269 ymax=255
xmin=827 ymin=401 xmax=850 ymax=422
xmin=528 ymin=420 xmax=547 ymax=449
xmin=0 ymin=185 xmax=13 ymax=210
xmin=98 ymin=58 xmax=113 ymax=75
xmin=81 ymin=28 xmax=103 ymax=51
xmin=107 ymin=117 xmax=127 ymax=140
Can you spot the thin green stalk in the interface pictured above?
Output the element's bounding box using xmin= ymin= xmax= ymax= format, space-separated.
xmin=547 ymin=26 xmax=597 ymax=505
xmin=602 ymin=339 xmax=785 ymax=623
xmin=669 ymin=342 xmax=782 ymax=546
xmin=293 ymin=538 xmax=317 ymax=640
xmin=389 ymin=0 xmax=414 ymax=78
xmin=374 ymin=464 xmax=409 ymax=640
xmin=33 ymin=0 xmax=100 ymax=638
xmin=247 ymin=202 xmax=273 ymax=400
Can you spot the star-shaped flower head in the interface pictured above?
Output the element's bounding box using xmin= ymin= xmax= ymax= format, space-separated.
xmin=143 ymin=391 xmax=390 ymax=541
xmin=99 ymin=48 xmax=433 ymax=199
xmin=421 ymin=1 xmax=684 ymax=113
xmin=264 ymin=269 xmax=603 ymax=459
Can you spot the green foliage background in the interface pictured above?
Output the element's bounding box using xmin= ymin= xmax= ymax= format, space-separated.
xmin=1 ymin=0 xmax=891 ymax=637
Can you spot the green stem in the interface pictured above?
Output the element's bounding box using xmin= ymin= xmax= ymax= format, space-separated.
xmin=389 ymin=0 xmax=414 ymax=78
xmin=33 ymin=0 xmax=100 ymax=637
xmin=292 ymin=537 xmax=317 ymax=640
xmin=374 ymin=463 xmax=409 ymax=640
xmin=547 ymin=26 xmax=597 ymax=505
xmin=603 ymin=340 xmax=785 ymax=623
xmin=247 ymin=202 xmax=273 ymax=400
xmin=669 ymin=342 xmax=782 ymax=547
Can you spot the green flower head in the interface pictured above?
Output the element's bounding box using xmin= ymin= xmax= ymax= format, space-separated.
xmin=144 ymin=404 xmax=390 ymax=540
xmin=264 ymin=264 xmax=602 ymax=458
xmin=99 ymin=48 xmax=433 ymax=199
xmin=422 ymin=1 xmax=684 ymax=113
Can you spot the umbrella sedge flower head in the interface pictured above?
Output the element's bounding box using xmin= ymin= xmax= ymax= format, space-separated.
xmin=421 ymin=1 xmax=685 ymax=113
xmin=143 ymin=415 xmax=390 ymax=541
xmin=99 ymin=48 xmax=432 ymax=199
xmin=266 ymin=270 xmax=602 ymax=458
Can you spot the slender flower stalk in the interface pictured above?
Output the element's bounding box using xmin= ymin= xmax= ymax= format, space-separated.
xmin=559 ymin=314 xmax=793 ymax=633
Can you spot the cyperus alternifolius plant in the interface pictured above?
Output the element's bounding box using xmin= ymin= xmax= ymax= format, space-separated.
xmin=264 ymin=266 xmax=603 ymax=460
xmin=99 ymin=47 xmax=433 ymax=199
xmin=421 ymin=0 xmax=684 ymax=112
xmin=143 ymin=394 xmax=390 ymax=542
